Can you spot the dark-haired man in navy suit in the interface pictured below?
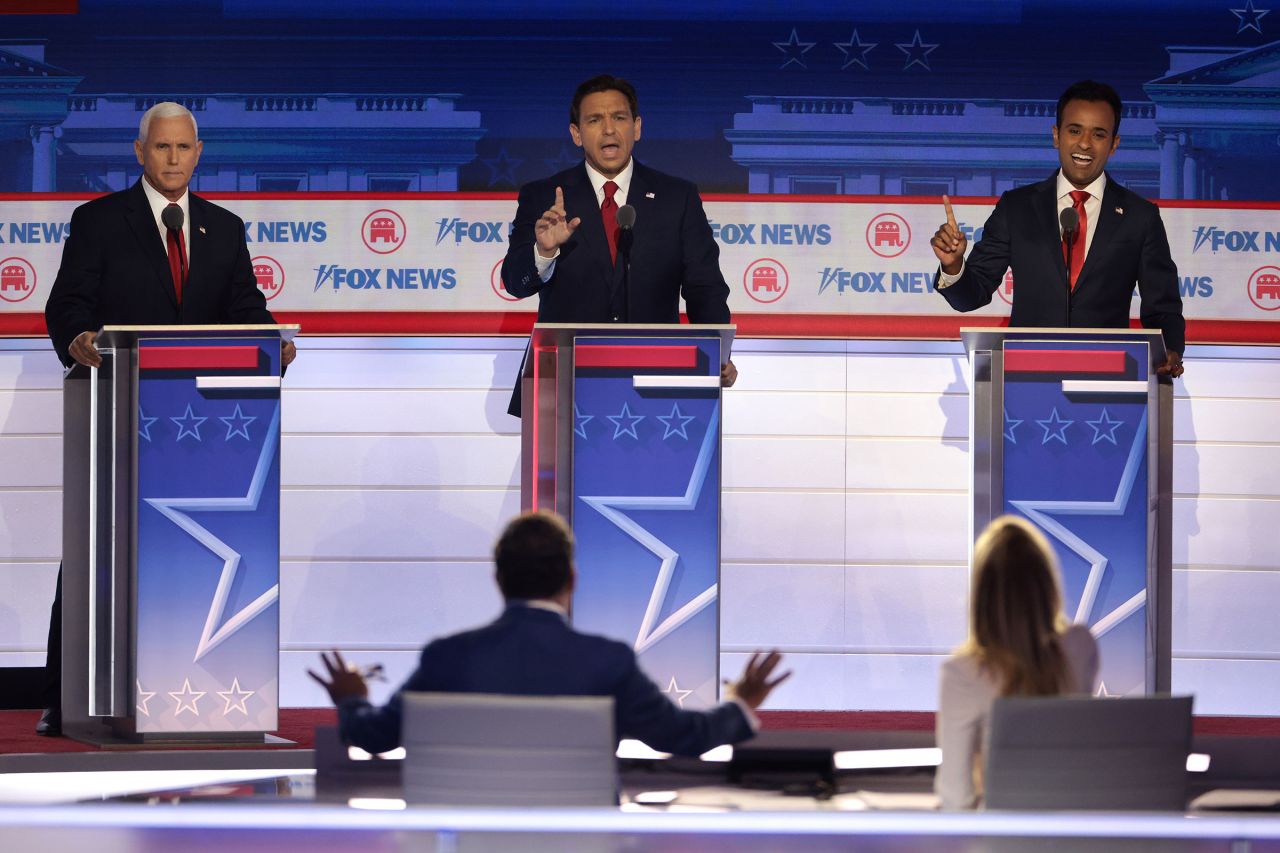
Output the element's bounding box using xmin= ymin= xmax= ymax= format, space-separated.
xmin=311 ymin=511 xmax=789 ymax=756
xmin=38 ymin=102 xmax=295 ymax=736
xmin=501 ymin=74 xmax=735 ymax=416
xmin=930 ymin=80 xmax=1185 ymax=377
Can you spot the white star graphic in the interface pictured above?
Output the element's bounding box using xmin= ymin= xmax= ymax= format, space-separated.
xmin=773 ymin=28 xmax=816 ymax=70
xmin=171 ymin=404 xmax=207 ymax=442
xmin=1036 ymin=407 xmax=1074 ymax=445
xmin=145 ymin=405 xmax=281 ymax=663
xmin=136 ymin=680 xmax=156 ymax=717
xmin=216 ymin=678 xmax=256 ymax=716
xmin=169 ymin=678 xmax=206 ymax=716
xmin=1003 ymin=407 xmax=1023 ymax=444
xmin=663 ymin=676 xmax=694 ymax=708
xmin=606 ymin=402 xmax=645 ymax=440
xmin=895 ymin=29 xmax=939 ymax=71
xmin=581 ymin=406 xmax=720 ymax=655
xmin=574 ymin=404 xmax=594 ymax=440
xmin=138 ymin=406 xmax=159 ymax=442
xmin=1086 ymin=408 xmax=1125 ymax=446
xmin=833 ymin=29 xmax=877 ymax=70
xmin=1010 ymin=410 xmax=1148 ymax=631
xmin=218 ymin=404 xmax=257 ymax=441
xmin=656 ymin=402 xmax=696 ymax=440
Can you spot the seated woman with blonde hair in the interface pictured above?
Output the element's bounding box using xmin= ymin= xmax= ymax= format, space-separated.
xmin=935 ymin=514 xmax=1100 ymax=810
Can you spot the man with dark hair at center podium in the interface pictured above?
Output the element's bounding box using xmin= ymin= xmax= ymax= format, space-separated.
xmin=37 ymin=101 xmax=296 ymax=736
xmin=500 ymin=74 xmax=736 ymax=416
xmin=310 ymin=511 xmax=789 ymax=757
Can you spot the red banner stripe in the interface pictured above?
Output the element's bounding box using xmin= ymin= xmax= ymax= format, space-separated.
xmin=575 ymin=345 xmax=698 ymax=369
xmin=1005 ymin=349 xmax=1127 ymax=374
xmin=139 ymin=346 xmax=261 ymax=370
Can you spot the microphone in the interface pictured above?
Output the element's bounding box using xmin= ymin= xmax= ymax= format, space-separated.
xmin=616 ymin=205 xmax=636 ymax=323
xmin=1059 ymin=206 xmax=1079 ymax=324
xmin=161 ymin=204 xmax=184 ymax=231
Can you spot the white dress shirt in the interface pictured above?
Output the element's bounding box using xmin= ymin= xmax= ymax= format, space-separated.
xmin=933 ymin=623 xmax=1100 ymax=810
xmin=534 ymin=158 xmax=635 ymax=282
xmin=139 ymin=178 xmax=192 ymax=267
xmin=937 ymin=170 xmax=1108 ymax=289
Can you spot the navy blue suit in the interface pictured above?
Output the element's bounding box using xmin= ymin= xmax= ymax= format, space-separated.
xmin=501 ymin=161 xmax=731 ymax=415
xmin=935 ymin=172 xmax=1185 ymax=353
xmin=338 ymin=605 xmax=753 ymax=756
xmin=45 ymin=179 xmax=275 ymax=367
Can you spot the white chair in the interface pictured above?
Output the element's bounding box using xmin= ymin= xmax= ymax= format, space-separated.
xmin=400 ymin=692 xmax=617 ymax=806
xmin=983 ymin=695 xmax=1193 ymax=810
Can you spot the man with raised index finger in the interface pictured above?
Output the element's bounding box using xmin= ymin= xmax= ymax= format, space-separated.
xmin=929 ymin=80 xmax=1185 ymax=378
xmin=500 ymin=74 xmax=735 ymax=416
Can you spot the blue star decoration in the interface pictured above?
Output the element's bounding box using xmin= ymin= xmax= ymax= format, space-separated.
xmin=607 ymin=402 xmax=645 ymax=440
xmin=774 ymin=28 xmax=816 ymax=69
xmin=1010 ymin=410 xmax=1148 ymax=631
xmin=1036 ymin=407 xmax=1074 ymax=445
xmin=896 ymin=29 xmax=939 ymax=71
xmin=574 ymin=404 xmax=594 ymax=440
xmin=219 ymin=404 xmax=257 ymax=441
xmin=483 ymin=146 xmax=523 ymax=188
xmin=834 ymin=29 xmax=877 ymax=70
xmin=544 ymin=143 xmax=582 ymax=174
xmin=656 ymin=403 xmax=696 ymax=440
xmin=138 ymin=405 xmax=159 ymax=442
xmin=580 ymin=406 xmax=721 ymax=655
xmin=1003 ymin=407 xmax=1023 ymax=444
xmin=1231 ymin=0 xmax=1269 ymax=33
xmin=171 ymin=404 xmax=207 ymax=442
xmin=145 ymin=405 xmax=281 ymax=663
xmin=1086 ymin=408 xmax=1125 ymax=446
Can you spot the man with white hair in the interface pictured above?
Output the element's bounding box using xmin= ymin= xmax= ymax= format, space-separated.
xmin=38 ymin=102 xmax=294 ymax=736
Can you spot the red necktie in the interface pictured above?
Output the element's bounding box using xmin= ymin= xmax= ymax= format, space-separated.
xmin=1064 ymin=190 xmax=1089 ymax=290
xmin=165 ymin=203 xmax=187 ymax=303
xmin=601 ymin=180 xmax=619 ymax=264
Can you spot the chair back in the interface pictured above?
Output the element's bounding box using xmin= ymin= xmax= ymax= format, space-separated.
xmin=401 ymin=692 xmax=616 ymax=806
xmin=984 ymin=695 xmax=1193 ymax=810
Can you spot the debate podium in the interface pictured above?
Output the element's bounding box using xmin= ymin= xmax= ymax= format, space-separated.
xmin=962 ymin=328 xmax=1173 ymax=695
xmin=61 ymin=324 xmax=295 ymax=745
xmin=521 ymin=323 xmax=734 ymax=710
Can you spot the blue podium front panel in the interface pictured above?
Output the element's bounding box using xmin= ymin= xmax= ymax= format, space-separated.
xmin=571 ymin=336 xmax=722 ymax=710
xmin=134 ymin=336 xmax=282 ymax=734
xmin=1001 ymin=339 xmax=1151 ymax=696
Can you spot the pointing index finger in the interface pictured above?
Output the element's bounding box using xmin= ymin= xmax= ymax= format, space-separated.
xmin=554 ymin=186 xmax=565 ymax=210
xmin=943 ymin=195 xmax=958 ymax=230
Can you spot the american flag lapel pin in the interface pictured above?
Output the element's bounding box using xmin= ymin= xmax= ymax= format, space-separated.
xmin=645 ymin=192 xmax=655 ymax=199
xmin=199 ymin=226 xmax=207 ymax=234
xmin=1115 ymin=207 xmax=1123 ymax=215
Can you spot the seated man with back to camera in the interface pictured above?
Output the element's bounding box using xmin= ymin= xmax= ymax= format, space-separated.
xmin=310 ymin=511 xmax=790 ymax=757
xmin=935 ymin=515 xmax=1100 ymax=810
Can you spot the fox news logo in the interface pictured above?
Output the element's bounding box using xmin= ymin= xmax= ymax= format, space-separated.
xmin=818 ymin=267 xmax=937 ymax=295
xmin=435 ymin=218 xmax=505 ymax=246
xmin=0 ymin=222 xmax=70 ymax=245
xmin=709 ymin=222 xmax=832 ymax=246
xmin=314 ymin=265 xmax=456 ymax=291
xmin=244 ymin=221 xmax=327 ymax=243
xmin=1192 ymin=226 xmax=1280 ymax=254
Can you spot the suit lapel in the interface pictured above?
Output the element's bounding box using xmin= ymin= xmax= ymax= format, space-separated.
xmin=187 ymin=194 xmax=209 ymax=306
xmin=1075 ymin=177 xmax=1122 ymax=291
xmin=627 ymin=163 xmax=656 ymax=266
xmin=563 ymin=165 xmax=615 ymax=284
xmin=1035 ymin=175 xmax=1068 ymax=281
xmin=124 ymin=180 xmax=179 ymax=309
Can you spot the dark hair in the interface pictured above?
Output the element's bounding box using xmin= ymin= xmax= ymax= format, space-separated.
xmin=494 ymin=511 xmax=574 ymax=600
xmin=570 ymin=75 xmax=640 ymax=126
xmin=1055 ymin=80 xmax=1123 ymax=135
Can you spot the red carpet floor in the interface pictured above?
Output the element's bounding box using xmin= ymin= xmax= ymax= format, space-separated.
xmin=1 ymin=709 xmax=1276 ymax=755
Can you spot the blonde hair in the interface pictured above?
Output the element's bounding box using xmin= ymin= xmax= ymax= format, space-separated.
xmin=963 ymin=515 xmax=1073 ymax=696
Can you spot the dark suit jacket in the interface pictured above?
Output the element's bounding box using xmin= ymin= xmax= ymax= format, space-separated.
xmin=501 ymin=161 xmax=731 ymax=414
xmin=45 ymin=180 xmax=276 ymax=366
xmin=337 ymin=604 xmax=754 ymax=756
xmin=935 ymin=172 xmax=1185 ymax=353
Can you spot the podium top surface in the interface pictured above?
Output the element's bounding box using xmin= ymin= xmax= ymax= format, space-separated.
xmin=529 ymin=323 xmax=735 ymax=349
xmin=960 ymin=327 xmax=1166 ymax=362
xmin=97 ymin=324 xmax=299 ymax=347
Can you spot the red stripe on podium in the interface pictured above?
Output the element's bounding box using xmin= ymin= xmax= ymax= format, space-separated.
xmin=139 ymin=346 xmax=261 ymax=370
xmin=1004 ymin=349 xmax=1126 ymax=374
xmin=575 ymin=345 xmax=698 ymax=369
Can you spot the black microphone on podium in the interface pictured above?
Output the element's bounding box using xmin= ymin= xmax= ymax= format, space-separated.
xmin=616 ymin=204 xmax=636 ymax=322
xmin=161 ymin=204 xmax=188 ymax=281
xmin=1059 ymin=206 xmax=1079 ymax=325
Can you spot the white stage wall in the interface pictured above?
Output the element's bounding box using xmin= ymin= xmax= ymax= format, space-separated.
xmin=1 ymin=335 xmax=1277 ymax=715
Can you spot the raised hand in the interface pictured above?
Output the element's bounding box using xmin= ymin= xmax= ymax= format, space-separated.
xmin=535 ymin=186 xmax=581 ymax=258
xmin=930 ymin=195 xmax=968 ymax=275
xmin=308 ymin=649 xmax=369 ymax=705
xmin=728 ymin=650 xmax=791 ymax=711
